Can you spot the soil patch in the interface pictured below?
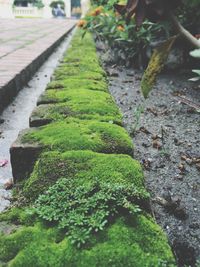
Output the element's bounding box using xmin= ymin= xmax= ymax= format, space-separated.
xmin=99 ymin=53 xmax=200 ymax=266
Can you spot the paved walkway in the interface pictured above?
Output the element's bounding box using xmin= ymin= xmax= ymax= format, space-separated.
xmin=0 ymin=18 xmax=76 ymax=112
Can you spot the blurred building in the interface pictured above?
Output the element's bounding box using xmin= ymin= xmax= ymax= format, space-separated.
xmin=0 ymin=0 xmax=87 ymax=18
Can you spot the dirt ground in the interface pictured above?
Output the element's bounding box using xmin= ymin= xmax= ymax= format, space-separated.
xmin=99 ymin=51 xmax=200 ymax=266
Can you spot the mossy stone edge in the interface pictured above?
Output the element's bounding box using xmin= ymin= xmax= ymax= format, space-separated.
xmin=0 ymin=30 xmax=176 ymax=266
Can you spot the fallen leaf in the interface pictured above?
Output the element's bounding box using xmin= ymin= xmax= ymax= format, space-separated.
xmin=152 ymin=140 xmax=162 ymax=149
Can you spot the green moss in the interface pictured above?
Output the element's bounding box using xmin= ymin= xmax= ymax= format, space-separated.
xmin=0 ymin=223 xmax=61 ymax=264
xmin=35 ymin=89 xmax=122 ymax=124
xmin=64 ymin=31 xmax=97 ymax=52
xmin=0 ymin=216 xmax=175 ymax=267
xmin=22 ymin=118 xmax=133 ymax=155
xmin=0 ymin=208 xmax=35 ymax=226
xmin=46 ymin=78 xmax=108 ymax=92
xmin=62 ymin=46 xmax=98 ymax=60
xmin=23 ymin=150 xmax=145 ymax=201
xmin=56 ymin=62 xmax=106 ymax=76
xmin=51 ymin=31 xmax=106 ymax=82
xmin=53 ymin=70 xmax=105 ymax=81
xmin=61 ymin=53 xmax=99 ymax=65
xmin=38 ymin=88 xmax=113 ymax=105
xmin=0 ymin=29 xmax=176 ymax=267
xmin=54 ymin=64 xmax=105 ymax=78
xmin=61 ymin=53 xmax=100 ymax=67
xmin=31 ymin=103 xmax=122 ymax=126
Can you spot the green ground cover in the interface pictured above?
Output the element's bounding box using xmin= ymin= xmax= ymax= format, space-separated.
xmin=38 ymin=88 xmax=116 ymax=106
xmin=0 ymin=216 xmax=175 ymax=267
xmin=31 ymin=101 xmax=122 ymax=125
xmin=46 ymin=78 xmax=108 ymax=92
xmin=56 ymin=62 xmax=106 ymax=76
xmin=0 ymin=30 xmax=175 ymax=266
xmin=22 ymin=150 xmax=146 ymax=201
xmin=34 ymin=88 xmax=122 ymax=124
xmin=53 ymin=69 xmax=105 ymax=81
xmin=23 ymin=118 xmax=133 ymax=155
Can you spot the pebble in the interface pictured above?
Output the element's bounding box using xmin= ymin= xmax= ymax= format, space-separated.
xmin=186 ymin=159 xmax=193 ymax=165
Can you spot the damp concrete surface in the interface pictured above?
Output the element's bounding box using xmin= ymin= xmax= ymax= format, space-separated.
xmin=0 ymin=31 xmax=74 ymax=212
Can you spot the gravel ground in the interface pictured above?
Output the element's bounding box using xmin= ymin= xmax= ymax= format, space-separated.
xmin=100 ymin=55 xmax=200 ymax=267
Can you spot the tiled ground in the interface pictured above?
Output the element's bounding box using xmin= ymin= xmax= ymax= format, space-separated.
xmin=0 ymin=18 xmax=76 ymax=111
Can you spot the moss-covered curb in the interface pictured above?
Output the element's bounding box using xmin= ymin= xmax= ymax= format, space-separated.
xmin=37 ymin=88 xmax=114 ymax=106
xmin=30 ymin=102 xmax=122 ymax=127
xmin=22 ymin=118 xmax=133 ymax=154
xmin=1 ymin=29 xmax=176 ymax=266
xmin=46 ymin=78 xmax=108 ymax=92
xmin=0 ymin=216 xmax=175 ymax=267
xmin=22 ymin=150 xmax=147 ymax=202
xmin=33 ymin=89 xmax=122 ymax=125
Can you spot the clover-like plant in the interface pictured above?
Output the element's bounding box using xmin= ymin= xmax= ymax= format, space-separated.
xmin=34 ymin=178 xmax=149 ymax=247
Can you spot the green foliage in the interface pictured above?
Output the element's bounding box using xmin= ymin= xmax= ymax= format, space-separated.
xmin=0 ymin=216 xmax=175 ymax=267
xmin=0 ymin=207 xmax=35 ymax=226
xmin=90 ymin=0 xmax=119 ymax=9
xmin=33 ymin=0 xmax=44 ymax=8
xmin=55 ymin=64 xmax=106 ymax=77
xmin=39 ymin=88 xmax=110 ymax=104
xmin=22 ymin=150 xmax=145 ymax=201
xmin=0 ymin=29 xmax=176 ymax=267
xmin=81 ymin=5 xmax=168 ymax=65
xmin=22 ymin=118 xmax=133 ymax=155
xmin=14 ymin=0 xmax=44 ymax=8
xmin=32 ymin=102 xmax=122 ymax=126
xmin=35 ymin=88 xmax=122 ymax=124
xmin=54 ymin=69 xmax=105 ymax=81
xmin=34 ymin=177 xmax=147 ymax=247
xmin=53 ymin=61 xmax=106 ymax=80
xmin=46 ymin=78 xmax=108 ymax=92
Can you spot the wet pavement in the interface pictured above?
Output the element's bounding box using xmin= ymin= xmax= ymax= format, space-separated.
xmin=0 ymin=31 xmax=74 ymax=212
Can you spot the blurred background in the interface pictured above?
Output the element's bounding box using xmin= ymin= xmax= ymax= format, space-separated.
xmin=0 ymin=0 xmax=89 ymax=19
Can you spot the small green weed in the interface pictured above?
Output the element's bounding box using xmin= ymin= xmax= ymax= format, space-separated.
xmin=131 ymin=103 xmax=145 ymax=136
xmin=34 ymin=178 xmax=147 ymax=247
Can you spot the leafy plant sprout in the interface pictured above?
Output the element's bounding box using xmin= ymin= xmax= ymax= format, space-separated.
xmin=33 ymin=177 xmax=148 ymax=247
xmin=131 ymin=102 xmax=145 ymax=136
